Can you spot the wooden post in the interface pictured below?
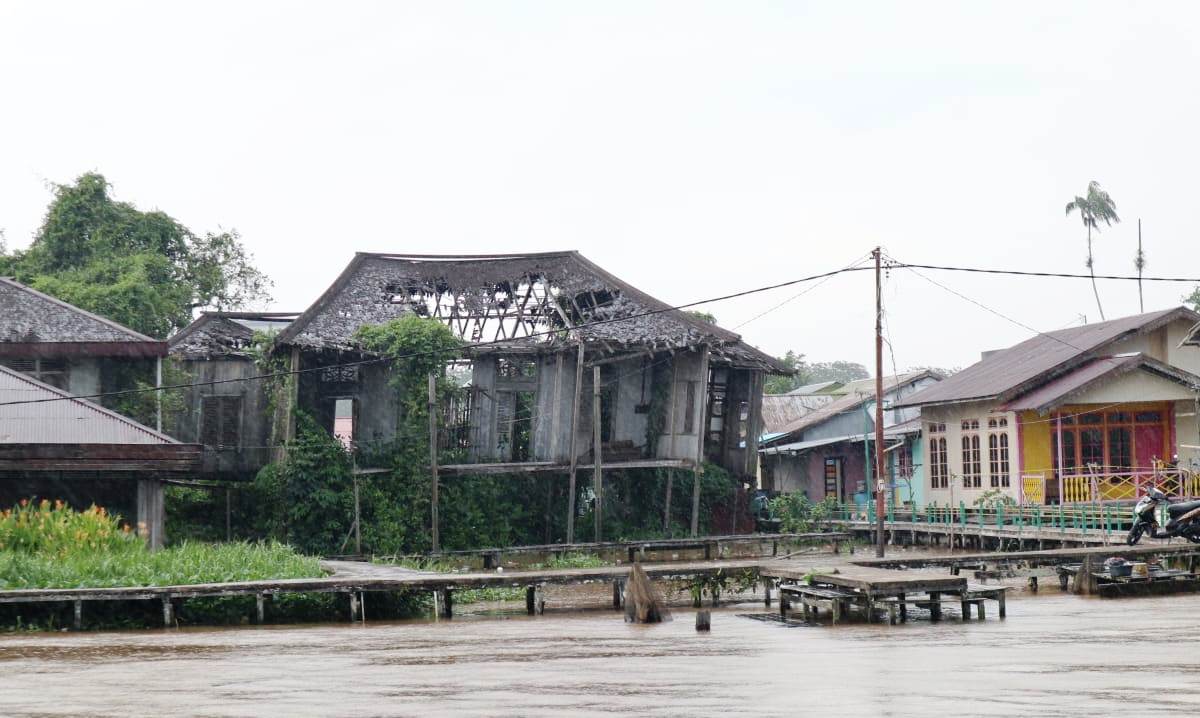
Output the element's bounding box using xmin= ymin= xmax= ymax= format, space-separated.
xmin=566 ymin=342 xmax=585 ymax=544
xmin=349 ymin=592 xmax=360 ymax=622
xmin=691 ymin=349 xmax=709 ymax=538
xmin=137 ymin=478 xmax=165 ymax=550
xmin=592 ymin=364 xmax=603 ymax=543
xmin=428 ymin=374 xmax=440 ymax=553
xmin=256 ymin=594 xmax=265 ymax=624
xmin=155 ymin=356 xmax=163 ymax=433
xmin=526 ymin=586 xmax=536 ymax=615
xmin=663 ymin=359 xmax=678 ymax=532
xmin=612 ymin=580 xmax=622 ymax=610
xmin=695 ymin=610 xmax=711 ymax=631
xmin=73 ymin=600 xmax=82 ymax=631
xmin=162 ymin=596 xmax=174 ymax=628
xmin=997 ymin=590 xmax=1006 ymax=619
xmin=439 ymin=589 xmax=453 ymax=618
xmin=929 ymin=592 xmax=941 ymax=621
xmin=353 ymin=472 xmax=362 ymax=555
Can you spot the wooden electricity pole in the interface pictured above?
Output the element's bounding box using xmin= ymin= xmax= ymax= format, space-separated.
xmin=873 ymin=247 xmax=887 ymax=558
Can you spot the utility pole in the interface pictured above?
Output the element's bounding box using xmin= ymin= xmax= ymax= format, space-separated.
xmin=873 ymin=247 xmax=886 ymax=558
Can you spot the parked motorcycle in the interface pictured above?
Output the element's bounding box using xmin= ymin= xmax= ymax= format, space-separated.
xmin=1126 ymin=486 xmax=1200 ymax=545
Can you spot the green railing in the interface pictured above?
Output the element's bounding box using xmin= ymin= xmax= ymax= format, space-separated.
xmin=829 ymin=499 xmax=1135 ymax=536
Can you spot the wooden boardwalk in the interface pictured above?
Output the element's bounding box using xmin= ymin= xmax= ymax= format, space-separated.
xmin=412 ymin=531 xmax=850 ymax=567
xmin=0 ymin=558 xmax=766 ymax=628
xmin=833 ymin=519 xmax=1134 ymax=549
xmin=853 ymin=541 xmax=1200 ymax=571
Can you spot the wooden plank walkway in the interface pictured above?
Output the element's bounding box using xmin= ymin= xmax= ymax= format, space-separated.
xmin=0 ymin=558 xmax=767 ymax=628
xmin=831 ymin=519 xmax=1129 ymax=548
xmin=853 ymin=542 xmax=1200 ymax=571
xmin=415 ymin=531 xmax=850 ymax=566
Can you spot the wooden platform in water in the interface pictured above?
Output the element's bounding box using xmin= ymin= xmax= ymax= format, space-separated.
xmin=0 ymin=558 xmax=767 ymax=628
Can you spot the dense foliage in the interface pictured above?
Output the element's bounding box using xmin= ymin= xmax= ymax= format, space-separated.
xmin=0 ymin=500 xmax=321 ymax=590
xmin=0 ymin=172 xmax=270 ymax=338
xmin=767 ymin=493 xmax=839 ymax=533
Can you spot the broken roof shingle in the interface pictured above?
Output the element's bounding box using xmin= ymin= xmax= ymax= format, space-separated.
xmin=274 ymin=251 xmax=789 ymax=372
xmin=169 ymin=312 xmax=299 ymax=359
xmin=0 ymin=277 xmax=165 ymax=357
xmin=899 ymin=306 xmax=1200 ymax=408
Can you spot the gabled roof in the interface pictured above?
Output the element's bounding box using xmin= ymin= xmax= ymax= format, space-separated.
xmin=0 ymin=364 xmax=177 ymax=444
xmin=273 ymin=251 xmax=788 ymax=372
xmin=898 ymin=306 xmax=1200 ymax=409
xmin=169 ymin=311 xmax=299 ymax=359
xmin=0 ymin=277 xmax=166 ymax=358
xmin=767 ymin=371 xmax=937 ymax=441
xmin=1001 ymin=353 xmax=1200 ymax=414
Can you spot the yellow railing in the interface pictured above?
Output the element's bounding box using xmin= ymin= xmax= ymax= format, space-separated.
xmin=1021 ymin=474 xmax=1045 ymax=504
xmin=1049 ymin=466 xmax=1198 ymax=504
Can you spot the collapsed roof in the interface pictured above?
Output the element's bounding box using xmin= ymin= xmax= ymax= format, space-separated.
xmin=0 ymin=277 xmax=165 ymax=358
xmin=273 ymin=251 xmax=789 ymax=372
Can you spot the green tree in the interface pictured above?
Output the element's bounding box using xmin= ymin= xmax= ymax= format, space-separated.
xmin=807 ymin=360 xmax=869 ymax=383
xmin=1065 ymin=180 xmax=1120 ymax=321
xmin=686 ymin=310 xmax=717 ymax=324
xmin=763 ymin=350 xmax=809 ymax=394
xmin=0 ymin=173 xmax=270 ymax=338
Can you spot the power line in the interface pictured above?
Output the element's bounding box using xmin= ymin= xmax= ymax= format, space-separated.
xmin=0 ymin=263 xmax=873 ymax=407
xmin=887 ymin=255 xmax=1091 ymax=355
xmin=889 ymin=261 xmax=1200 ymax=283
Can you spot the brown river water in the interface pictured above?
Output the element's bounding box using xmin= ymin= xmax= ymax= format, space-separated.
xmin=1 ymin=587 xmax=1198 ymax=717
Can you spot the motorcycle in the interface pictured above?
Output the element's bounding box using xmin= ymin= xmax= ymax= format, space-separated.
xmin=1126 ymin=486 xmax=1200 ymax=545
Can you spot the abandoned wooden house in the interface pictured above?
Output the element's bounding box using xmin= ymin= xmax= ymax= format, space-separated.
xmin=260 ymin=251 xmax=788 ymax=544
xmin=167 ymin=311 xmax=299 ymax=474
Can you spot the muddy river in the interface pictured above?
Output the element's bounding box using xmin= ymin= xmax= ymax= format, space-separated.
xmin=0 ymin=587 xmax=1196 ymax=717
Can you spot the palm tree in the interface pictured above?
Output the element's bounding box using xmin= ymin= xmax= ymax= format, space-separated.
xmin=1065 ymin=181 xmax=1120 ymax=320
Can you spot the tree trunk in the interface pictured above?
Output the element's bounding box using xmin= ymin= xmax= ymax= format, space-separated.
xmin=1088 ymin=225 xmax=1105 ymax=320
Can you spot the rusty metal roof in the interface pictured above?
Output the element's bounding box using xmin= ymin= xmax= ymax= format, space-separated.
xmin=768 ymin=371 xmax=937 ymax=440
xmin=898 ymin=306 xmax=1200 ymax=408
xmin=760 ymin=394 xmax=833 ymax=434
xmin=0 ymin=277 xmax=166 ymax=357
xmin=0 ymin=364 xmax=177 ymax=444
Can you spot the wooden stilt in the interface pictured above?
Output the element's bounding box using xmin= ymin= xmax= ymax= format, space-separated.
xmin=162 ymin=596 xmax=174 ymax=628
xmin=349 ymin=592 xmax=360 ymax=622
xmin=526 ymin=586 xmax=536 ymax=615
xmin=691 ymin=348 xmax=709 ymax=538
xmin=256 ymin=593 xmax=265 ymax=624
xmin=592 ymin=365 xmax=603 ymax=543
xmin=997 ymin=591 xmax=1006 ymax=619
xmin=929 ymin=592 xmax=942 ymax=621
xmin=428 ymin=374 xmax=440 ymax=553
xmin=566 ymin=342 xmax=584 ymax=544
xmin=73 ymin=600 xmax=82 ymax=630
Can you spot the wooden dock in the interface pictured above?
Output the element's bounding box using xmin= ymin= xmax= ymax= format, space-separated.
xmin=831 ymin=519 xmax=1133 ymax=550
xmin=853 ymin=541 xmax=1200 ymax=572
xmin=0 ymin=558 xmax=766 ymax=629
xmin=761 ymin=565 xmax=1008 ymax=624
xmin=413 ymin=531 xmax=851 ymax=567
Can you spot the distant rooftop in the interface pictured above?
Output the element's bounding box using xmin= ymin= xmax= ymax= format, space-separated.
xmin=0 ymin=277 xmax=165 ymax=357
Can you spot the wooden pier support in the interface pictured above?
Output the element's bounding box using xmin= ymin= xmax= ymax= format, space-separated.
xmin=349 ymin=591 xmax=360 ymax=622
xmin=612 ymin=580 xmax=623 ymax=610
xmin=526 ymin=586 xmax=537 ymax=615
xmin=162 ymin=596 xmax=173 ymax=628
xmin=695 ymin=610 xmax=711 ymax=631
xmin=437 ymin=588 xmax=453 ymax=619
xmin=256 ymin=593 xmax=265 ymax=624
xmin=73 ymin=600 xmax=82 ymax=630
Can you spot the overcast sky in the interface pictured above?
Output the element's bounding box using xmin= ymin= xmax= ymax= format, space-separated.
xmin=2 ymin=1 xmax=1197 ymax=372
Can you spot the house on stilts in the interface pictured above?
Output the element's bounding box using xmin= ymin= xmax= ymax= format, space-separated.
xmin=170 ymin=251 xmax=789 ymax=544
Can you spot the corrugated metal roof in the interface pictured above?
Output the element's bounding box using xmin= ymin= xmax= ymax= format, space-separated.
xmin=786 ymin=380 xmax=844 ymax=395
xmin=0 ymin=277 xmax=161 ymax=345
xmin=770 ymin=371 xmax=935 ymax=438
xmin=0 ymin=364 xmax=176 ymax=444
xmin=1002 ymin=354 xmax=1200 ymax=413
xmin=898 ymin=307 xmax=1200 ymax=408
xmin=760 ymin=394 xmax=833 ymax=433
